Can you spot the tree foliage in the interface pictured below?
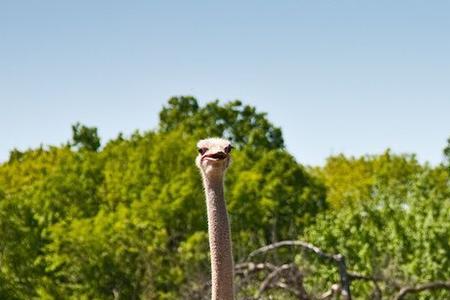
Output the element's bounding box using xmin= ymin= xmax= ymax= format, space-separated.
xmin=0 ymin=97 xmax=448 ymax=299
xmin=71 ymin=122 xmax=101 ymax=151
xmin=303 ymin=164 xmax=450 ymax=299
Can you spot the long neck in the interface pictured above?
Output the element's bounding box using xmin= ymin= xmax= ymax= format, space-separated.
xmin=202 ymin=173 xmax=234 ymax=300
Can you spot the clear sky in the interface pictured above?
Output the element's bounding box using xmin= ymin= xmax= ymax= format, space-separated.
xmin=1 ymin=1 xmax=449 ymax=166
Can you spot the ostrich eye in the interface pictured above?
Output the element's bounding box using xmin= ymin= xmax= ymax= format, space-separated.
xmin=198 ymin=147 xmax=208 ymax=155
xmin=224 ymin=145 xmax=233 ymax=153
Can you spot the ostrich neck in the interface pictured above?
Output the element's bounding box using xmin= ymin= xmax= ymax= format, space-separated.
xmin=202 ymin=173 xmax=234 ymax=300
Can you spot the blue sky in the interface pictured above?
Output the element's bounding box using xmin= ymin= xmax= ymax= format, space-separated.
xmin=1 ymin=1 xmax=449 ymax=166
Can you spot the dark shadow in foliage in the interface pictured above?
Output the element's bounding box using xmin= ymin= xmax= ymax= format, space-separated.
xmin=444 ymin=137 xmax=450 ymax=172
xmin=71 ymin=122 xmax=101 ymax=152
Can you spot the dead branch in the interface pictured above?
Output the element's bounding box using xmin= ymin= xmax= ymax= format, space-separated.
xmin=235 ymin=262 xmax=278 ymax=298
xmin=347 ymin=271 xmax=380 ymax=282
xmin=236 ymin=261 xmax=309 ymax=299
xmin=319 ymin=283 xmax=341 ymax=300
xmin=247 ymin=240 xmax=336 ymax=262
xmin=246 ymin=240 xmax=351 ymax=300
xmin=240 ymin=240 xmax=450 ymax=300
xmin=275 ymin=282 xmax=305 ymax=298
xmin=255 ymin=263 xmax=309 ymax=300
xmin=393 ymin=281 xmax=450 ymax=300
xmin=235 ymin=262 xmax=277 ymax=275
xmin=334 ymin=254 xmax=350 ymax=300
xmin=256 ymin=263 xmax=296 ymax=298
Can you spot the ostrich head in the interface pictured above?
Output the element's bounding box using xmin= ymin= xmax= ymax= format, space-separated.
xmin=195 ymin=137 xmax=233 ymax=177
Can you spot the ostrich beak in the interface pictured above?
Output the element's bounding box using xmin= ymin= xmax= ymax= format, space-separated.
xmin=202 ymin=151 xmax=228 ymax=161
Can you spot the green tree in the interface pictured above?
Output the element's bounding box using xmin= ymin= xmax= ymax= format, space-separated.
xmin=444 ymin=137 xmax=450 ymax=171
xmin=3 ymin=97 xmax=446 ymax=299
xmin=303 ymin=158 xmax=450 ymax=299
xmin=0 ymin=97 xmax=325 ymax=299
xmin=315 ymin=150 xmax=422 ymax=208
xmin=159 ymin=96 xmax=284 ymax=150
xmin=71 ymin=122 xmax=101 ymax=151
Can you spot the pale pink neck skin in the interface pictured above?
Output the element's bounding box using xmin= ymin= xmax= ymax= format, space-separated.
xmin=201 ymin=172 xmax=235 ymax=300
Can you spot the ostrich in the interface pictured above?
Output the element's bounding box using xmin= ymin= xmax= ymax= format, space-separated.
xmin=195 ymin=138 xmax=235 ymax=300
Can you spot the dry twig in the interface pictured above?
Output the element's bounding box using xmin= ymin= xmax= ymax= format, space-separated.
xmin=393 ymin=281 xmax=450 ymax=300
xmin=246 ymin=240 xmax=352 ymax=300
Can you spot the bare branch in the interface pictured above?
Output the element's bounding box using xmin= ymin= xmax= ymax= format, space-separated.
xmin=245 ymin=240 xmax=352 ymax=300
xmin=347 ymin=271 xmax=381 ymax=282
xmin=319 ymin=283 xmax=341 ymax=300
xmin=275 ymin=282 xmax=303 ymax=298
xmin=237 ymin=262 xmax=309 ymax=300
xmin=240 ymin=240 xmax=450 ymax=300
xmin=235 ymin=262 xmax=277 ymax=275
xmin=246 ymin=240 xmax=336 ymax=261
xmin=335 ymin=254 xmax=351 ymax=300
xmin=256 ymin=263 xmax=295 ymax=298
xmin=394 ymin=281 xmax=450 ymax=300
xmin=234 ymin=262 xmax=280 ymax=297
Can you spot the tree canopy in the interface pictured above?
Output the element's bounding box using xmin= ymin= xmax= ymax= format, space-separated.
xmin=0 ymin=97 xmax=448 ymax=299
